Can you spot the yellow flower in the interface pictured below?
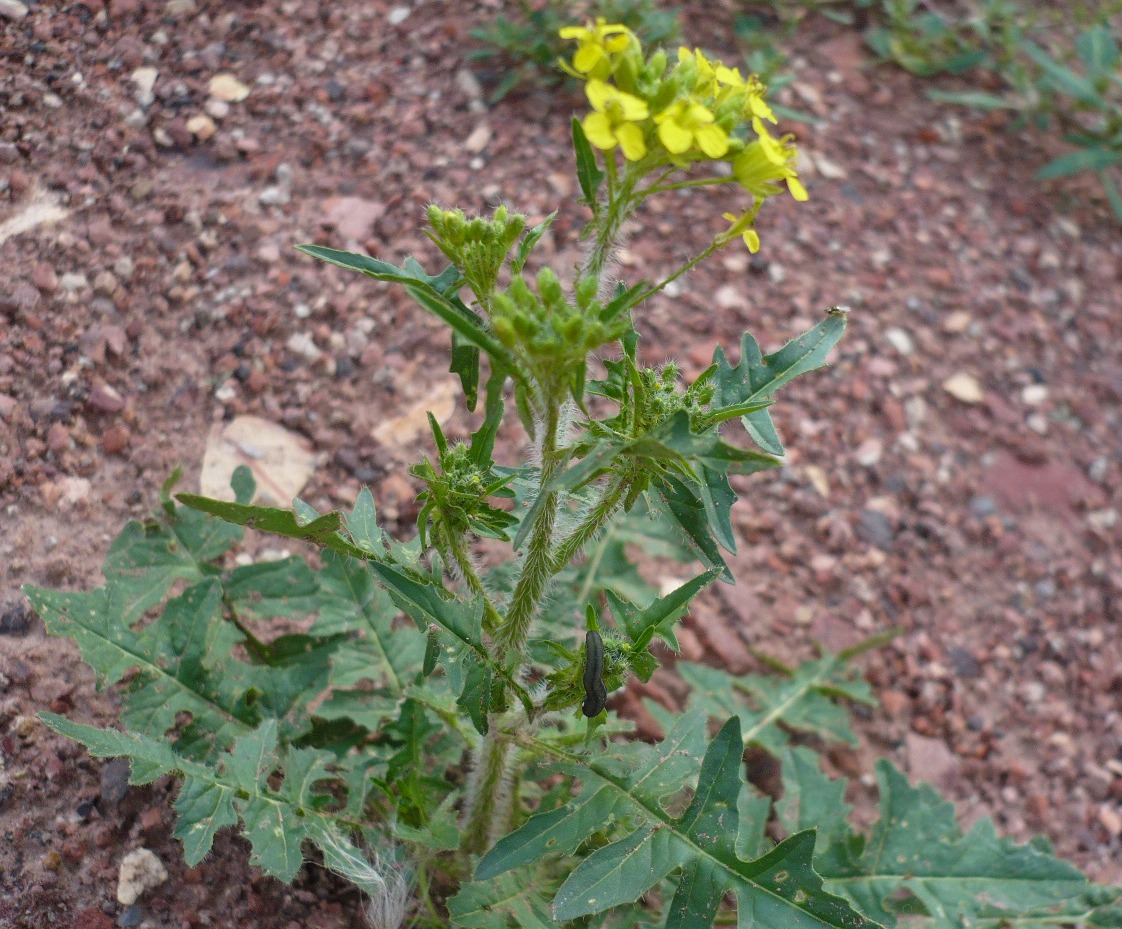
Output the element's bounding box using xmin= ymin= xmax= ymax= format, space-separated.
xmin=715 ymin=63 xmax=744 ymax=86
xmin=743 ymin=77 xmax=776 ymax=124
xmin=677 ymin=47 xmax=717 ymax=95
xmin=559 ymin=18 xmax=633 ymax=75
xmin=734 ymin=118 xmax=808 ymax=201
xmin=722 ymin=211 xmax=761 ymax=253
xmin=654 ymin=98 xmax=729 ymax=158
xmin=582 ymin=79 xmax=649 ymax=161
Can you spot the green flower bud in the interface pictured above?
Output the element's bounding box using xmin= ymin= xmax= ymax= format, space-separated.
xmin=575 ymin=274 xmax=598 ymax=309
xmin=561 ymin=316 xmax=584 ymax=341
xmin=537 ymin=268 xmax=563 ymax=306
xmin=491 ymin=317 xmax=516 ymax=347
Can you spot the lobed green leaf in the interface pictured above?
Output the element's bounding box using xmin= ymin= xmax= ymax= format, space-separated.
xmin=39 ymin=715 xmax=372 ymax=882
xmin=713 ymin=312 xmax=848 ymax=456
xmin=680 ymin=652 xmax=876 ymax=753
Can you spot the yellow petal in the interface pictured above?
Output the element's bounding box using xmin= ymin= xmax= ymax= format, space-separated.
xmin=716 ymin=64 xmax=743 ymax=85
xmin=617 ymin=90 xmax=649 ymax=121
xmin=743 ymin=229 xmax=760 ymax=253
xmin=616 ymin=122 xmax=647 ymax=161
xmin=695 ymin=124 xmax=729 ymax=158
xmin=559 ymin=26 xmax=589 ymax=40
xmin=573 ymin=43 xmax=603 ymax=74
xmin=787 ymin=176 xmax=808 ymax=201
xmin=585 ymin=79 xmax=612 ymax=112
xmin=595 ymin=21 xmax=630 ymax=36
xmin=748 ymin=95 xmax=777 ymax=124
xmin=604 ymin=33 xmax=630 ymax=53
xmin=657 ymin=120 xmax=693 ymax=154
xmin=753 ymin=118 xmax=785 ymax=164
xmin=583 ymin=113 xmax=617 ymax=151
xmin=686 ymin=101 xmax=715 ymax=126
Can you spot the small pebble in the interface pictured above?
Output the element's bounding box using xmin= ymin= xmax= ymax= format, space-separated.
xmin=968 ymin=495 xmax=997 ymax=518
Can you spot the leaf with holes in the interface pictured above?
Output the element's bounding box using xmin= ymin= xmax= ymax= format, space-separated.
xmin=39 ymin=715 xmax=371 ymax=882
xmin=810 ymin=760 xmax=1122 ymax=929
xmin=477 ymin=713 xmax=874 ymax=929
xmin=679 ymin=653 xmax=875 ymax=753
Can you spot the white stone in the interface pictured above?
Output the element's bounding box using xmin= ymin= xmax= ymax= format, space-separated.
xmin=258 ymin=186 xmax=290 ymax=206
xmin=1087 ymin=509 xmax=1118 ymax=530
xmin=0 ymin=0 xmax=29 ymax=20
xmin=130 ymin=67 xmax=158 ymax=107
xmin=942 ymin=372 xmax=984 ymax=404
xmin=208 ymin=73 xmax=250 ymax=102
xmin=116 ymin=849 xmax=168 ymax=906
xmin=464 ymin=124 xmax=491 ymax=154
xmin=812 ymin=152 xmax=848 ymax=179
xmin=387 ymin=5 xmax=410 ymax=24
xmin=854 ymin=438 xmax=883 ymax=467
xmin=1021 ymin=384 xmax=1048 ymax=406
xmin=186 ymin=113 xmax=217 ymax=140
xmin=286 ymin=331 xmax=321 ymax=360
xmin=884 ymin=326 xmax=914 ymax=355
xmin=200 ymin=415 xmax=316 ymax=506
xmin=942 ymin=310 xmax=971 ymax=333
xmin=714 ymin=284 xmax=741 ymax=310
xmin=372 ymin=379 xmax=458 ymax=450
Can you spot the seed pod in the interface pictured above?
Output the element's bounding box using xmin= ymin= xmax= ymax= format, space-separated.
xmin=581 ymin=629 xmax=608 ymax=718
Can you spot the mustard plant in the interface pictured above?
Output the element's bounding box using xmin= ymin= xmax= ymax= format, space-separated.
xmin=28 ymin=22 xmax=1122 ymax=929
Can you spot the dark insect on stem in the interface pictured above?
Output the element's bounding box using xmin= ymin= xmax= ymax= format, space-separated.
xmin=581 ymin=629 xmax=608 ymax=717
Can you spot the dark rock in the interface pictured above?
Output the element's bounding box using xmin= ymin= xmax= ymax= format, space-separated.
xmin=947 ymin=646 xmax=981 ymax=679
xmin=855 ymin=508 xmax=895 ymax=549
xmin=968 ymin=495 xmax=997 ymax=518
xmin=117 ymin=904 xmax=143 ymax=928
xmin=0 ymin=601 xmax=32 ymax=635
xmin=99 ymin=757 xmax=131 ymax=806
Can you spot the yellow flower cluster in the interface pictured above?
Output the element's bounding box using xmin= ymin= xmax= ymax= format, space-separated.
xmin=560 ymin=19 xmax=808 ymax=249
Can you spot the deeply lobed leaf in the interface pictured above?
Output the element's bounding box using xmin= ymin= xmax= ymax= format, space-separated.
xmin=39 ymin=715 xmax=373 ymax=883
xmin=479 ymin=713 xmax=879 ymax=929
xmin=680 ymin=652 xmax=876 ymax=753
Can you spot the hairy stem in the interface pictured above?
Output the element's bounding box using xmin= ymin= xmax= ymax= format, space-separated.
xmin=441 ymin=514 xmax=504 ymax=633
xmin=582 ymin=159 xmax=639 ymax=284
xmin=495 ymin=402 xmax=561 ymax=659
xmin=460 ymin=726 xmax=515 ymax=856
xmin=551 ymin=474 xmax=629 ymax=574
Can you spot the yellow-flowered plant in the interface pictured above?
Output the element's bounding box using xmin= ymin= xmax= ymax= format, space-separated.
xmin=561 ymin=20 xmax=807 ymax=262
xmin=33 ymin=20 xmax=1118 ymax=929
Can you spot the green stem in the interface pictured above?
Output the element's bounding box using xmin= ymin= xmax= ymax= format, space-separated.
xmin=441 ymin=513 xmax=504 ymax=633
xmin=634 ymin=238 xmax=725 ymax=306
xmin=582 ymin=159 xmax=639 ymax=283
xmin=495 ymin=402 xmax=561 ymax=659
xmin=550 ymin=474 xmax=630 ymax=574
xmin=460 ymin=725 xmax=514 ymax=855
xmin=640 ymin=176 xmax=730 ymax=198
